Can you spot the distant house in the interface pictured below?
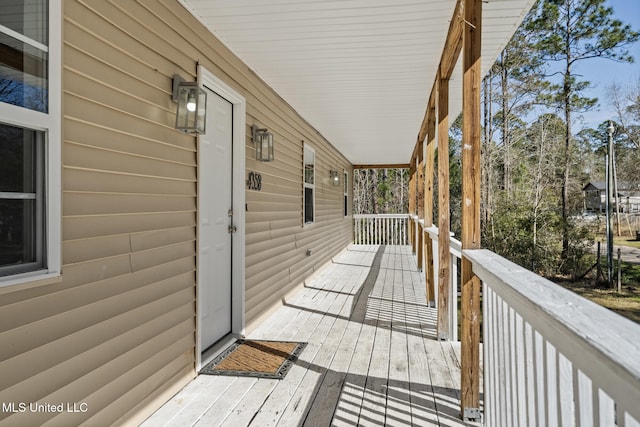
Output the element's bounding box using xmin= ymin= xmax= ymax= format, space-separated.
xmin=583 ymin=181 xmax=640 ymax=213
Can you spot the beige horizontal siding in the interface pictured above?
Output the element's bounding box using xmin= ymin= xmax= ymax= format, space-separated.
xmin=63 ymin=226 xmax=194 ymax=265
xmin=63 ymin=168 xmax=196 ymax=195
xmin=0 ymin=0 xmax=353 ymax=425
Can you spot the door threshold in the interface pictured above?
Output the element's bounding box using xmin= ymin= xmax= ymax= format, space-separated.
xmin=200 ymin=333 xmax=244 ymax=370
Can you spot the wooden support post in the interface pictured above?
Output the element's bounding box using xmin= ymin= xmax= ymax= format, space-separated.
xmin=417 ymin=160 xmax=425 ymax=220
xmin=417 ymin=223 xmax=424 ymax=271
xmin=424 ymin=104 xmax=436 ymax=303
xmin=460 ymin=0 xmax=482 ymax=421
xmin=409 ymin=167 xmax=416 ymax=253
xmin=411 ymin=0 xmax=462 ymax=308
xmin=437 ymin=76 xmax=451 ymax=340
xmin=417 ymin=158 xmax=425 ymax=272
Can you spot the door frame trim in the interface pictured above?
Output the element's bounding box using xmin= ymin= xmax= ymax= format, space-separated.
xmin=196 ymin=65 xmax=246 ymax=370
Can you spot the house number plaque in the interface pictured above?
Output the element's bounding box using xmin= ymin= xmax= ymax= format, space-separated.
xmin=247 ymin=171 xmax=262 ymax=191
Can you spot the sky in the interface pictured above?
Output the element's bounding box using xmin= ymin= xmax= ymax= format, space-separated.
xmin=572 ymin=0 xmax=640 ymax=131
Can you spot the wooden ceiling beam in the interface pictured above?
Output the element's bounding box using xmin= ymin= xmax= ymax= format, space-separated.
xmin=411 ymin=0 xmax=464 ymax=161
xmin=440 ymin=0 xmax=464 ymax=80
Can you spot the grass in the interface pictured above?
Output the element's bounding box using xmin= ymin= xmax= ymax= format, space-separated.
xmin=558 ymin=282 xmax=640 ymax=324
xmin=555 ymin=260 xmax=640 ymax=324
xmin=592 ymin=215 xmax=640 ymax=248
xmin=614 ymin=236 xmax=640 ymax=249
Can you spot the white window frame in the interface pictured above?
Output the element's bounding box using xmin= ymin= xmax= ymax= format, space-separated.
xmin=0 ymin=2 xmax=62 ymax=287
xmin=343 ymin=170 xmax=349 ymax=217
xmin=303 ymin=144 xmax=315 ymax=225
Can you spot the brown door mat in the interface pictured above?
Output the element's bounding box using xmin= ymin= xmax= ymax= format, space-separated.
xmin=200 ymin=340 xmax=307 ymax=379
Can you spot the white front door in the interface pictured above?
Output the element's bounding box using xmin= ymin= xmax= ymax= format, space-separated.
xmin=199 ymin=89 xmax=233 ymax=350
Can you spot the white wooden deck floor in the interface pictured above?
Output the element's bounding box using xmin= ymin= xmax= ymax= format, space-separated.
xmin=142 ymin=245 xmax=477 ymax=427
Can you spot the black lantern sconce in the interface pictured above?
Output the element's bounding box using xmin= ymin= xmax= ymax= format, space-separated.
xmin=251 ymin=125 xmax=274 ymax=162
xmin=172 ymin=74 xmax=207 ymax=134
xmin=330 ymin=170 xmax=340 ymax=186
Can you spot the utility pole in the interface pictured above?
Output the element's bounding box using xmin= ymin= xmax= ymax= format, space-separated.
xmin=606 ymin=121 xmax=615 ymax=287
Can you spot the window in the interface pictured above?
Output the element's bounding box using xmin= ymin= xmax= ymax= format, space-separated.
xmin=0 ymin=1 xmax=49 ymax=112
xmin=303 ymin=144 xmax=315 ymax=224
xmin=0 ymin=0 xmax=61 ymax=284
xmin=0 ymin=125 xmax=45 ymax=277
xmin=343 ymin=171 xmax=348 ymax=217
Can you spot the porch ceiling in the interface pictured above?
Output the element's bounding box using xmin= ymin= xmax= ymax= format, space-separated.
xmin=181 ymin=0 xmax=534 ymax=165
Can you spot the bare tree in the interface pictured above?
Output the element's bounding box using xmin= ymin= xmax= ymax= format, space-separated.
xmin=610 ymin=78 xmax=640 ymax=148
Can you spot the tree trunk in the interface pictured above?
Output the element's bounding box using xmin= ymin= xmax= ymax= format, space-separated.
xmin=482 ymin=75 xmax=492 ymax=226
xmin=401 ymin=170 xmax=404 ymax=212
xmin=502 ymin=53 xmax=510 ymax=195
xmin=561 ymin=13 xmax=572 ymax=261
xmin=383 ymin=168 xmax=389 ymax=213
xmin=371 ymin=169 xmax=378 ymax=214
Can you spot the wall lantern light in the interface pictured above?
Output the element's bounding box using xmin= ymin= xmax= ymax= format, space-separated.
xmin=251 ymin=124 xmax=274 ymax=162
xmin=330 ymin=170 xmax=340 ymax=186
xmin=172 ymin=74 xmax=207 ymax=134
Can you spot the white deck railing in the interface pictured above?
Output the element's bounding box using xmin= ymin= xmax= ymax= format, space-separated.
xmin=465 ymin=249 xmax=640 ymax=427
xmin=353 ymin=214 xmax=409 ymax=245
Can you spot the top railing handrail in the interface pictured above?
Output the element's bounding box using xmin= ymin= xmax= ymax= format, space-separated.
xmin=425 ymin=226 xmax=461 ymax=258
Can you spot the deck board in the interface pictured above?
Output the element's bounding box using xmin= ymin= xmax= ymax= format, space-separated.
xmin=141 ymin=245 xmax=477 ymax=426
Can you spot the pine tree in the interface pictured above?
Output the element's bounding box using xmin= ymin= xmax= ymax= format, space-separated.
xmin=528 ymin=0 xmax=639 ymax=261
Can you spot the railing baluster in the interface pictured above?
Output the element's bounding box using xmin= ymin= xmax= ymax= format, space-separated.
xmin=387 ymin=216 xmax=390 ymax=244
xmin=374 ymin=217 xmax=377 ymax=244
xmin=498 ymin=296 xmax=507 ymax=425
xmin=391 ymin=217 xmax=394 ymax=244
xmin=382 ymin=217 xmax=386 ymax=244
xmin=597 ymin=388 xmax=615 ymax=427
xmin=559 ymin=353 xmax=574 ymax=425
xmin=393 ymin=217 xmax=396 ymax=245
xmin=575 ymin=368 xmax=592 ymax=427
xmin=515 ymin=313 xmax=527 ymax=427
xmin=395 ymin=217 xmax=398 ymax=245
xmin=535 ymin=330 xmax=546 ymax=427
xmin=546 ymin=341 xmax=558 ymax=427
xmin=507 ymin=304 xmax=516 ymax=427
xmin=592 ymin=383 xmax=601 ymax=427
xmin=386 ymin=217 xmax=389 ymax=244
xmin=488 ymin=283 xmax=499 ymax=426
xmin=402 ymin=217 xmax=406 ymax=245
xmin=525 ymin=322 xmax=537 ymax=426
xmin=365 ymin=217 xmax=368 ymax=245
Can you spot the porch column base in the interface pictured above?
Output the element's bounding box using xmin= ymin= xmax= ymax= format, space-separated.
xmin=462 ymin=407 xmax=482 ymax=422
